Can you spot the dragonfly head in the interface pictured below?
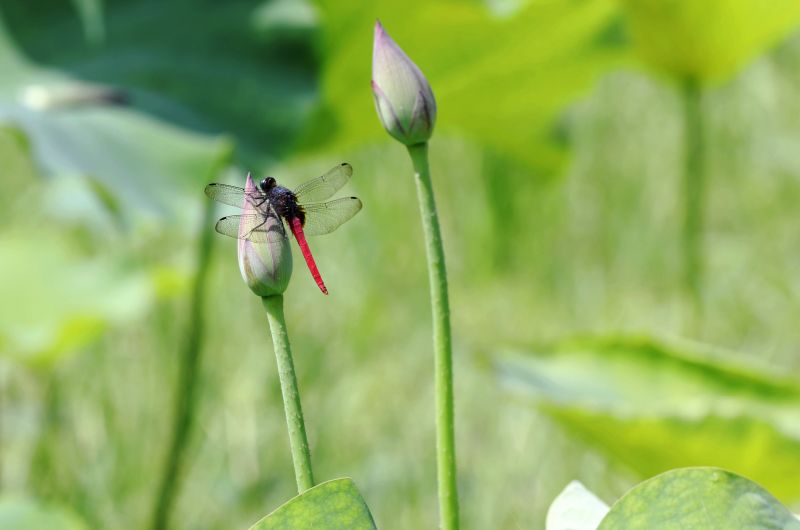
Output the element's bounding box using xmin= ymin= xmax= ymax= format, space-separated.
xmin=259 ymin=177 xmax=277 ymax=192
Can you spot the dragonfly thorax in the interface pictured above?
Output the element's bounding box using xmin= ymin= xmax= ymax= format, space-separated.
xmin=266 ymin=184 xmax=305 ymax=224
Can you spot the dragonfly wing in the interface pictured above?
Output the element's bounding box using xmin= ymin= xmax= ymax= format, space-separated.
xmin=205 ymin=183 xmax=268 ymax=209
xmin=293 ymin=163 xmax=353 ymax=203
xmin=214 ymin=213 xmax=286 ymax=243
xmin=301 ymin=197 xmax=362 ymax=236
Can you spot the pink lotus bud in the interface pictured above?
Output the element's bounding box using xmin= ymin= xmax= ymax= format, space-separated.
xmin=371 ymin=20 xmax=437 ymax=146
xmin=238 ymin=173 xmax=292 ymax=297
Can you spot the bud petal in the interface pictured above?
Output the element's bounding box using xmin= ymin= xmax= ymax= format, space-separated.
xmin=371 ymin=20 xmax=436 ymax=146
xmin=237 ymin=173 xmax=292 ymax=297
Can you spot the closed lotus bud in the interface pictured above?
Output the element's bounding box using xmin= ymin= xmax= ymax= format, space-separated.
xmin=238 ymin=173 xmax=292 ymax=297
xmin=371 ymin=20 xmax=436 ymax=146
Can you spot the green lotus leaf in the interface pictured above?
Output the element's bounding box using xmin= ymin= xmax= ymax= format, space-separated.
xmin=598 ymin=467 xmax=800 ymax=529
xmin=248 ymin=478 xmax=377 ymax=530
xmin=622 ymin=0 xmax=800 ymax=81
xmin=498 ymin=335 xmax=800 ymax=500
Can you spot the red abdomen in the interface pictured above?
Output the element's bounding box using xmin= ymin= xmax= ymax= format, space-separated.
xmin=289 ymin=217 xmax=328 ymax=295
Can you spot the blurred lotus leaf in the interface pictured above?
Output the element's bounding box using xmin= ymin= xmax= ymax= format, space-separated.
xmin=0 ymin=0 xmax=318 ymax=151
xmin=621 ymin=0 xmax=800 ymax=82
xmin=248 ymin=478 xmax=377 ymax=530
xmin=597 ymin=467 xmax=800 ymax=529
xmin=0 ymin=35 xmax=230 ymax=219
xmin=498 ymin=335 xmax=800 ymax=500
xmin=306 ymin=0 xmax=630 ymax=171
xmin=0 ymin=0 xmax=318 ymax=217
xmin=0 ymin=232 xmax=182 ymax=367
xmin=0 ymin=496 xmax=89 ymax=530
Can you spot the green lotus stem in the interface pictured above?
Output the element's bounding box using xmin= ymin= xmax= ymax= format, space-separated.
xmin=681 ymin=78 xmax=706 ymax=333
xmin=261 ymin=294 xmax=315 ymax=493
xmin=407 ymin=142 xmax=460 ymax=530
xmin=30 ymin=371 xmax=61 ymax=496
xmin=0 ymin=372 xmax=3 ymax=492
xmin=150 ymin=195 xmax=217 ymax=530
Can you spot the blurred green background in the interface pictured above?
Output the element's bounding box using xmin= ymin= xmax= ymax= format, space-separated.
xmin=2 ymin=0 xmax=800 ymax=528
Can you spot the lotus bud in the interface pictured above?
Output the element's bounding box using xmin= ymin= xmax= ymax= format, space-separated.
xmin=371 ymin=20 xmax=436 ymax=146
xmin=238 ymin=173 xmax=292 ymax=297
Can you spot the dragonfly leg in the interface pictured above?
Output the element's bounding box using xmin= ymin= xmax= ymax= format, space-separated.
xmin=243 ymin=207 xmax=286 ymax=241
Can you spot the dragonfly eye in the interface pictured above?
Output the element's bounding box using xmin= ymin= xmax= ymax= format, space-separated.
xmin=259 ymin=177 xmax=276 ymax=191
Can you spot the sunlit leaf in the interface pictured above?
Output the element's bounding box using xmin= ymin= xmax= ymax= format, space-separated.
xmin=0 ymin=107 xmax=232 ymax=220
xmin=597 ymin=467 xmax=800 ymax=529
xmin=546 ymin=480 xmax=609 ymax=530
xmin=248 ymin=478 xmax=377 ymax=530
xmin=621 ymin=0 xmax=800 ymax=82
xmin=0 ymin=496 xmax=89 ymax=530
xmin=498 ymin=335 xmax=800 ymax=500
xmin=306 ymin=0 xmax=630 ymax=171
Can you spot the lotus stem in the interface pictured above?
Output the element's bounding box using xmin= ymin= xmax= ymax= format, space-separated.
xmin=261 ymin=294 xmax=315 ymax=493
xmin=407 ymin=142 xmax=460 ymax=530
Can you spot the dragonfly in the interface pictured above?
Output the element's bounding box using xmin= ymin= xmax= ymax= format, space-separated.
xmin=204 ymin=163 xmax=362 ymax=295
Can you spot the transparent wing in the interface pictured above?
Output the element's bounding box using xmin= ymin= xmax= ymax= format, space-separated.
xmin=214 ymin=214 xmax=286 ymax=243
xmin=300 ymin=197 xmax=363 ymax=236
xmin=204 ymin=183 xmax=268 ymax=209
xmin=293 ymin=163 xmax=353 ymax=203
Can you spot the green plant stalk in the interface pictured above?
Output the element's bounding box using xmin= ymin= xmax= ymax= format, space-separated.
xmin=0 ymin=365 xmax=4 ymax=492
xmin=261 ymin=294 xmax=315 ymax=493
xmin=0 ymin=383 xmax=2 ymax=494
xmin=150 ymin=197 xmax=217 ymax=530
xmin=407 ymin=142 xmax=460 ymax=530
xmin=29 ymin=370 xmax=61 ymax=498
xmin=682 ymin=78 xmax=706 ymax=333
